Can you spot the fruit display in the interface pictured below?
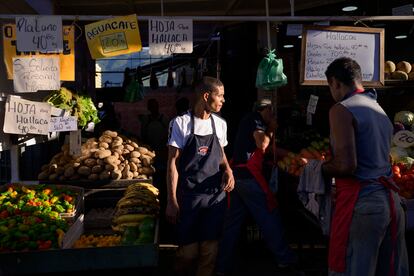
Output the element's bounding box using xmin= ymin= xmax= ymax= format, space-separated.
xmin=73 ymin=234 xmax=121 ymax=248
xmin=112 ymin=183 xmax=159 ymax=233
xmin=44 ymin=87 xmax=100 ymax=128
xmin=392 ymin=163 xmax=414 ymax=199
xmin=277 ymin=137 xmax=331 ymax=176
xmin=38 ymin=130 xmax=156 ymax=182
xmin=384 ymin=60 xmax=414 ymax=80
xmin=0 ymin=184 xmax=79 ymax=252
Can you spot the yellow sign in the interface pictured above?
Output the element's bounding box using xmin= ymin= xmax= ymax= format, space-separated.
xmin=3 ymin=24 xmax=75 ymax=81
xmin=85 ymin=14 xmax=142 ymax=59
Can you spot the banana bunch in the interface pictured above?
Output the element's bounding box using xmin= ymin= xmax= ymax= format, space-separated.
xmin=112 ymin=183 xmax=160 ymax=232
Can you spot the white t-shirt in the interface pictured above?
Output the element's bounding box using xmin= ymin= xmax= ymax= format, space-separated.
xmin=168 ymin=112 xmax=228 ymax=149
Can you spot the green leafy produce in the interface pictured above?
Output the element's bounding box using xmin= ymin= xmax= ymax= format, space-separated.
xmin=44 ymin=88 xmax=100 ymax=128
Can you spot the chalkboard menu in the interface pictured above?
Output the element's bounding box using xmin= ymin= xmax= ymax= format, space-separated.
xmin=300 ymin=26 xmax=384 ymax=86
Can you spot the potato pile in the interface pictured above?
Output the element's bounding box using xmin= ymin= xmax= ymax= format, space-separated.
xmin=38 ymin=130 xmax=156 ymax=182
xmin=385 ymin=61 xmax=414 ymax=80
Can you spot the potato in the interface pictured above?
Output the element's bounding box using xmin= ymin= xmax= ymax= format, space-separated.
xmin=146 ymin=151 xmax=156 ymax=158
xmin=55 ymin=167 xmax=65 ymax=175
xmin=137 ymin=175 xmax=148 ymax=180
xmin=127 ymin=171 xmax=134 ymax=180
xmin=113 ymin=152 xmax=120 ymax=159
xmin=69 ymin=174 xmax=81 ymax=180
xmin=130 ymin=157 xmax=141 ymax=164
xmin=49 ymin=173 xmax=58 ymax=181
xmin=396 ymin=61 xmax=412 ymax=73
xmin=130 ymin=151 xmax=141 ymax=159
xmin=88 ymin=174 xmax=99 ymax=181
xmin=96 ymin=159 xmax=105 ymax=166
xmin=84 ymin=158 xmax=97 ymax=167
xmin=38 ymin=171 xmax=49 ymax=180
xmin=130 ymin=162 xmax=138 ymax=172
xmin=139 ymin=166 xmax=155 ymax=175
xmin=95 ymin=149 xmax=112 ymax=159
xmin=122 ymin=149 xmax=131 ymax=155
xmin=99 ymin=135 xmax=112 ymax=144
xmin=122 ymin=164 xmax=131 ymax=179
xmin=64 ymin=167 xmax=75 ymax=178
xmin=133 ymin=171 xmax=139 ymax=178
xmin=130 ymin=142 xmax=139 ymax=148
xmin=41 ymin=164 xmax=49 ymax=171
xmin=91 ymin=165 xmax=104 ymax=174
xmin=99 ymin=170 xmax=111 ymax=180
xmin=112 ymin=140 xmax=123 ymax=147
xmin=137 ymin=147 xmax=149 ymax=155
xmin=99 ymin=142 xmax=109 ymax=149
xmin=112 ymin=144 xmax=124 ymax=151
xmin=78 ymin=166 xmax=92 ymax=176
xmin=408 ymin=71 xmax=414 ymax=80
xmin=103 ymin=130 xmax=118 ymax=138
xmin=86 ymin=138 xmax=97 ymax=144
xmin=118 ymin=163 xmax=126 ymax=172
xmin=115 ymin=159 xmax=121 ymax=165
xmin=141 ymin=155 xmax=152 ymax=167
xmin=111 ymin=170 xmax=122 ymax=180
xmin=392 ymin=70 xmax=409 ymax=80
xmin=105 ymin=164 xmax=117 ymax=171
xmin=105 ymin=155 xmax=118 ymax=165
xmin=48 ymin=164 xmax=58 ymax=173
xmin=119 ymin=155 xmax=125 ymax=162
xmin=125 ymin=144 xmax=134 ymax=152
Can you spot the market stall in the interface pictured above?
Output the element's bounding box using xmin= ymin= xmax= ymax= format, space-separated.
xmin=0 ymin=5 xmax=413 ymax=274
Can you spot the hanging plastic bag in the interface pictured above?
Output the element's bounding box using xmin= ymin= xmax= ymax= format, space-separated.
xmin=124 ymin=78 xmax=145 ymax=102
xmin=256 ymin=49 xmax=287 ymax=90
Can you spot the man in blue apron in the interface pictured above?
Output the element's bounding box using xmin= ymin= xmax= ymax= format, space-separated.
xmin=216 ymin=99 xmax=297 ymax=275
xmin=166 ymin=76 xmax=234 ymax=276
xmin=322 ymin=57 xmax=408 ymax=276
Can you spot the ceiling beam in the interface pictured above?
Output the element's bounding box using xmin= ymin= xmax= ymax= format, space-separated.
xmin=25 ymin=0 xmax=54 ymax=14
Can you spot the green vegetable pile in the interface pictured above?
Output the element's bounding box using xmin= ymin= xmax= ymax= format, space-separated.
xmin=44 ymin=87 xmax=100 ymax=128
xmin=0 ymin=185 xmax=78 ymax=252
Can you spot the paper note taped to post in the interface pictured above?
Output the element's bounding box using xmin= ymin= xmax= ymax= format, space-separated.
xmin=13 ymin=56 xmax=60 ymax=93
xmin=49 ymin=116 xmax=77 ymax=132
xmin=3 ymin=96 xmax=51 ymax=135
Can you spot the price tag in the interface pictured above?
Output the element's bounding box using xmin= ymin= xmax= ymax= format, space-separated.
xmin=49 ymin=116 xmax=77 ymax=132
xmin=307 ymin=95 xmax=319 ymax=114
xmin=69 ymin=130 xmax=81 ymax=156
xmin=393 ymin=130 xmax=414 ymax=148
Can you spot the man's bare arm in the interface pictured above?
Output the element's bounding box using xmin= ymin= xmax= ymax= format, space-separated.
xmin=322 ymin=104 xmax=357 ymax=177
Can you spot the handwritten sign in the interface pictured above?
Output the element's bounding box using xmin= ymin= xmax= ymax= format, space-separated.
xmin=85 ymin=14 xmax=142 ymax=59
xmin=3 ymin=96 xmax=51 ymax=135
xmin=393 ymin=130 xmax=414 ymax=148
xmin=15 ymin=16 xmax=63 ymax=53
xmin=3 ymin=24 xmax=74 ymax=80
xmin=13 ymin=57 xmax=60 ymax=93
xmin=49 ymin=116 xmax=77 ymax=132
xmin=149 ymin=18 xmax=193 ymax=55
xmin=300 ymin=26 xmax=384 ymax=86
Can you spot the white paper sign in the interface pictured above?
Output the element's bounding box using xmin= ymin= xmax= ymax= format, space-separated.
xmin=304 ymin=29 xmax=377 ymax=82
xmin=13 ymin=56 xmax=60 ymax=93
xmin=393 ymin=130 xmax=414 ymax=148
xmin=3 ymin=96 xmax=51 ymax=135
xmin=149 ymin=19 xmax=193 ymax=55
xmin=69 ymin=130 xmax=82 ymax=156
xmin=15 ymin=16 xmax=63 ymax=53
xmin=307 ymin=95 xmax=319 ymax=114
xmin=49 ymin=116 xmax=77 ymax=132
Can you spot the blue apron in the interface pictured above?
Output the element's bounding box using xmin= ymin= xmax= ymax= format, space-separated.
xmin=176 ymin=113 xmax=226 ymax=245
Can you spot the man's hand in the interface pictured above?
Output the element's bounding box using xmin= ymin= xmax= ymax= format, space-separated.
xmin=222 ymin=169 xmax=235 ymax=192
xmin=166 ymin=200 xmax=180 ymax=224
